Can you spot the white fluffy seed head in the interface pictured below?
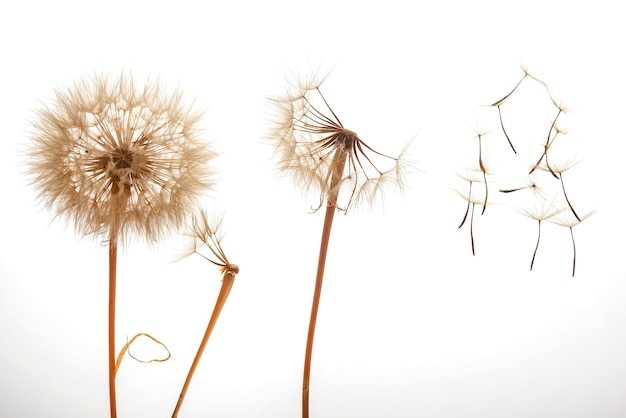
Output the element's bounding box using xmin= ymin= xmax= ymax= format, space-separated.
xmin=27 ymin=72 xmax=217 ymax=244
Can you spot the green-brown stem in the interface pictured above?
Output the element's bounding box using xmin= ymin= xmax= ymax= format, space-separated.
xmin=172 ymin=272 xmax=237 ymax=418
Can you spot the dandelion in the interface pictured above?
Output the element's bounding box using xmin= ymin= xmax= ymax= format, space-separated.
xmin=549 ymin=210 xmax=595 ymax=277
xmin=518 ymin=198 xmax=564 ymax=271
xmin=172 ymin=210 xmax=239 ymax=418
xmin=268 ymin=72 xmax=409 ymax=418
xmin=26 ymin=72 xmax=215 ymax=418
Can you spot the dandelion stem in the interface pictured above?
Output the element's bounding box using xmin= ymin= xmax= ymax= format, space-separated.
xmin=303 ymin=148 xmax=346 ymax=418
xmin=172 ymin=271 xmax=236 ymax=418
xmin=303 ymin=203 xmax=335 ymax=418
xmin=108 ymin=241 xmax=118 ymax=418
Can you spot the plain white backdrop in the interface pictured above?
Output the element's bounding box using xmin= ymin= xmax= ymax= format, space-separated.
xmin=1 ymin=1 xmax=625 ymax=417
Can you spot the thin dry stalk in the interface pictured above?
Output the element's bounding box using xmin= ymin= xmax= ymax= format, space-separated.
xmin=172 ymin=212 xmax=239 ymax=418
xmin=108 ymin=242 xmax=118 ymax=418
xmin=115 ymin=333 xmax=171 ymax=374
xmin=302 ymin=203 xmax=336 ymax=418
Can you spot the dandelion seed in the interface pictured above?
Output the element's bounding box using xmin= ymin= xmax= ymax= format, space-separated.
xmin=518 ymin=198 xmax=565 ymax=271
xmin=499 ymin=173 xmax=543 ymax=199
xmin=456 ymin=170 xmax=483 ymax=229
xmin=268 ymin=71 xmax=411 ymax=418
xmin=172 ymin=210 xmax=239 ymax=418
xmin=455 ymin=188 xmax=486 ymax=256
xmin=549 ymin=210 xmax=595 ymax=277
xmin=537 ymin=158 xmax=581 ymax=221
xmin=529 ymin=97 xmax=569 ymax=178
xmin=488 ymin=64 xmax=548 ymax=154
xmin=26 ymin=72 xmax=215 ymax=418
xmin=471 ymin=129 xmax=493 ymax=215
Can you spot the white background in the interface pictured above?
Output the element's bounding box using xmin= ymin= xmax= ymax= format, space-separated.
xmin=1 ymin=1 xmax=625 ymax=417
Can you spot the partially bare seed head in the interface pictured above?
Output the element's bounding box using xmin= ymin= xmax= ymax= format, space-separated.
xmin=268 ymin=72 xmax=410 ymax=212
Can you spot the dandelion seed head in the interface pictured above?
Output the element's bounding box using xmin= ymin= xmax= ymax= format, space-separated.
xmin=27 ymin=72 xmax=216 ymax=244
xmin=268 ymin=73 xmax=409 ymax=211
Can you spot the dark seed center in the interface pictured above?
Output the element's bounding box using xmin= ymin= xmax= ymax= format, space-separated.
xmin=113 ymin=149 xmax=133 ymax=169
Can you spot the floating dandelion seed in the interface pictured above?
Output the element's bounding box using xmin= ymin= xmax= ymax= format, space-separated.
xmin=537 ymin=158 xmax=581 ymax=221
xmin=268 ymin=71 xmax=411 ymax=418
xmin=469 ymin=129 xmax=493 ymax=215
xmin=172 ymin=209 xmax=239 ymax=418
xmin=455 ymin=170 xmax=487 ymax=256
xmin=518 ymin=199 xmax=565 ymax=271
xmin=529 ymin=97 xmax=569 ymax=178
xmin=457 ymin=170 xmax=483 ymax=230
xmin=549 ymin=210 xmax=595 ymax=277
xmin=26 ymin=72 xmax=215 ymax=418
xmin=488 ymin=64 xmax=547 ymax=154
xmin=499 ymin=173 xmax=544 ymax=199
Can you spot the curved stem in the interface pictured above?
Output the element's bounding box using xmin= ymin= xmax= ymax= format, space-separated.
xmin=560 ymin=175 xmax=581 ymax=222
xmin=497 ymin=105 xmax=517 ymax=154
xmin=172 ymin=272 xmax=236 ymax=418
xmin=458 ymin=181 xmax=472 ymax=229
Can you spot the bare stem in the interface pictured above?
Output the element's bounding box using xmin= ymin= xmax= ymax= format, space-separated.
xmin=303 ymin=148 xmax=346 ymax=418
xmin=108 ymin=241 xmax=118 ymax=418
xmin=302 ymin=203 xmax=336 ymax=418
xmin=172 ymin=272 xmax=237 ymax=418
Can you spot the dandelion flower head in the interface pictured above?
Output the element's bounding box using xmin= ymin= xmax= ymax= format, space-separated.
xmin=27 ymin=72 xmax=216 ymax=243
xmin=268 ymin=73 xmax=409 ymax=211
